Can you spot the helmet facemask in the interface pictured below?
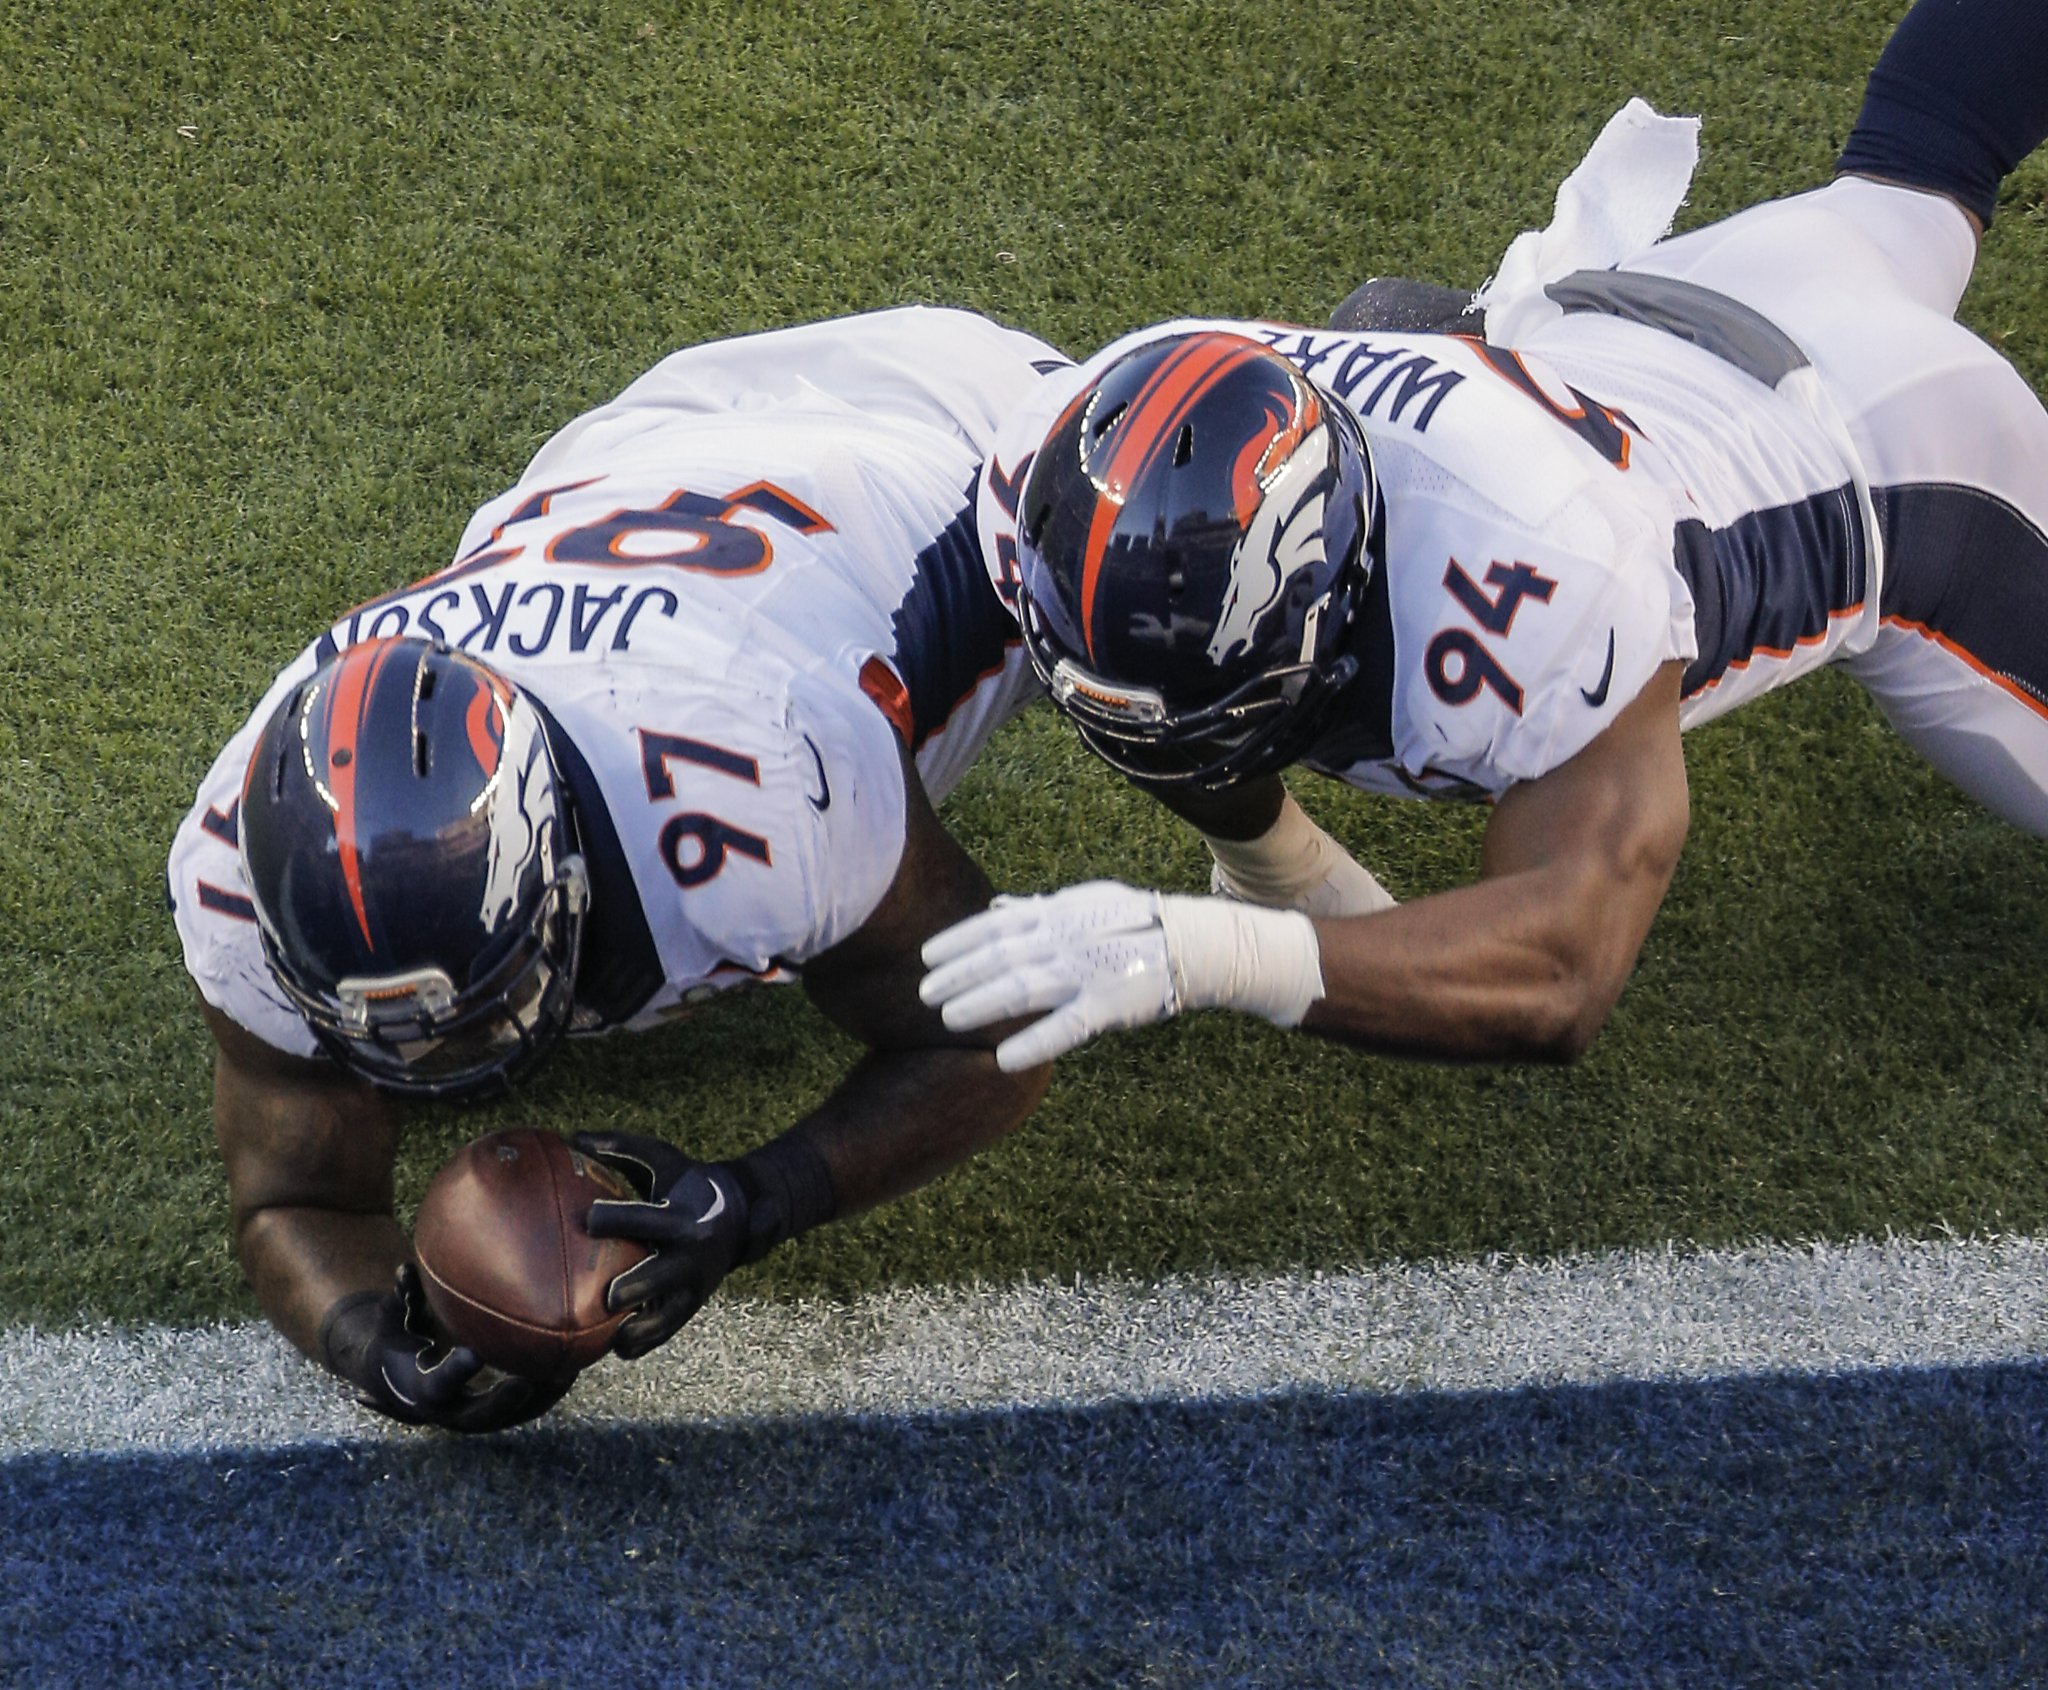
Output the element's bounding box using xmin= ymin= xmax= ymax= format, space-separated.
xmin=1032 ymin=637 xmax=1362 ymax=791
xmin=268 ymin=849 xmax=589 ymax=1100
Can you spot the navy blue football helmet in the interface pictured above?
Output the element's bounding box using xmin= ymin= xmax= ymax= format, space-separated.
xmin=1014 ymin=330 xmax=1379 ymax=789
xmin=239 ymin=638 xmax=589 ymax=1099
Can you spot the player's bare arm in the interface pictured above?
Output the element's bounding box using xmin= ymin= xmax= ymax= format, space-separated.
xmin=786 ymin=741 xmax=1053 ymax=1213
xmin=206 ymin=1000 xmax=570 ymax=1429
xmin=1299 ymin=659 xmax=1688 ymax=1061
xmin=205 ymin=999 xmax=403 ymax=1357
xmin=922 ymin=664 xmax=1689 ymax=1069
xmin=576 ymin=741 xmax=1050 ymax=1359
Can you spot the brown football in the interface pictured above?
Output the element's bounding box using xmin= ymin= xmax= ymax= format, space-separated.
xmin=412 ymin=1128 xmax=651 ymax=1381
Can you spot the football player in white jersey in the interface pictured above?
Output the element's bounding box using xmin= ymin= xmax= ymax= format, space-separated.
xmin=168 ymin=306 xmax=1070 ymax=1431
xmin=921 ymin=0 xmax=2048 ymax=1072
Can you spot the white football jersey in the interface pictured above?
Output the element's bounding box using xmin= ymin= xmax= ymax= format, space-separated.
xmin=172 ymin=307 xmax=1068 ymax=1058
xmin=980 ymin=309 xmax=1865 ymax=800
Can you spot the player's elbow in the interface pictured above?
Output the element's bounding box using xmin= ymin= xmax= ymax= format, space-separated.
xmin=1515 ymin=910 xmax=1646 ymax=1063
xmin=233 ymin=1198 xmax=311 ymax=1264
xmin=1528 ymin=818 xmax=1684 ymax=1063
xmin=1532 ymin=987 xmax=1617 ymax=1064
xmin=1504 ymin=964 xmax=1621 ymax=1064
xmin=228 ymin=1199 xmax=293 ymax=1282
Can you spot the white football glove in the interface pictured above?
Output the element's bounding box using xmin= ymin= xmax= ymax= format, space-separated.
xmin=919 ymin=879 xmax=1324 ymax=1072
xmin=1205 ymin=791 xmax=1397 ymax=918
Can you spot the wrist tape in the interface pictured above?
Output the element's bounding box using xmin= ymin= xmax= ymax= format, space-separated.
xmin=729 ymin=1134 xmax=838 ymax=1264
xmin=1157 ymin=895 xmax=1325 ymax=1027
xmin=1202 ymin=793 xmax=1331 ymax=903
xmin=1204 ymin=792 xmax=1394 ymax=916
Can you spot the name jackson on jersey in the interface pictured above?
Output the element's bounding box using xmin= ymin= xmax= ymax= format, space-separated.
xmin=171 ymin=306 xmax=1067 ymax=1062
xmin=323 ymin=479 xmax=835 ymax=663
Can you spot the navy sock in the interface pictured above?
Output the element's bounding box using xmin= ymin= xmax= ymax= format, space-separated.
xmin=1835 ymin=0 xmax=2048 ymax=226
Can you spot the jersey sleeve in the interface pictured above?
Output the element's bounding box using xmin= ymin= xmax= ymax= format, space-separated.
xmin=1385 ymin=483 xmax=1682 ymax=794
xmin=772 ymin=671 xmax=911 ymax=965
xmin=975 ymin=362 xmax=1092 ymax=615
xmin=166 ymin=665 xmax=325 ymax=1059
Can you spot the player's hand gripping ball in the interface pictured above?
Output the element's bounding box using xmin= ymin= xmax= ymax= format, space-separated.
xmin=412 ymin=1129 xmax=652 ymax=1381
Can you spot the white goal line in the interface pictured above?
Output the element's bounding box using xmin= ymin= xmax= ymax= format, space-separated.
xmin=5 ymin=1233 xmax=2044 ymax=1456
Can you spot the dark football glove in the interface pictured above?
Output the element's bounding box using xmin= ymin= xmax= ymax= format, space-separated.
xmin=319 ymin=1263 xmax=572 ymax=1434
xmin=572 ymin=1129 xmax=750 ymax=1360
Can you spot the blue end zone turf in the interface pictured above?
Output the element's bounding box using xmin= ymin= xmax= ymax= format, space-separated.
xmin=6 ymin=1363 xmax=2045 ymax=1687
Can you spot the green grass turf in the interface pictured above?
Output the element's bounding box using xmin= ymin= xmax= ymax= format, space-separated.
xmin=3 ymin=0 xmax=2046 ymax=1325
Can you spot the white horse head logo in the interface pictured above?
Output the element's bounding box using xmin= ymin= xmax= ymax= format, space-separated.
xmin=1206 ymin=428 xmax=1332 ymax=667
xmin=477 ymin=701 xmax=552 ymax=934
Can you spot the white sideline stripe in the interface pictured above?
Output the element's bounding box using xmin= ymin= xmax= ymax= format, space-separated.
xmin=3 ymin=1235 xmax=2044 ymax=1457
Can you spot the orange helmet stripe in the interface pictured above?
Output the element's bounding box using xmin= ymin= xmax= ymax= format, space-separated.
xmin=1078 ymin=334 xmax=1276 ymax=658
xmin=464 ymin=670 xmax=510 ymax=778
xmin=1228 ymin=379 xmax=1320 ymax=523
xmin=320 ymin=638 xmax=402 ymax=952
